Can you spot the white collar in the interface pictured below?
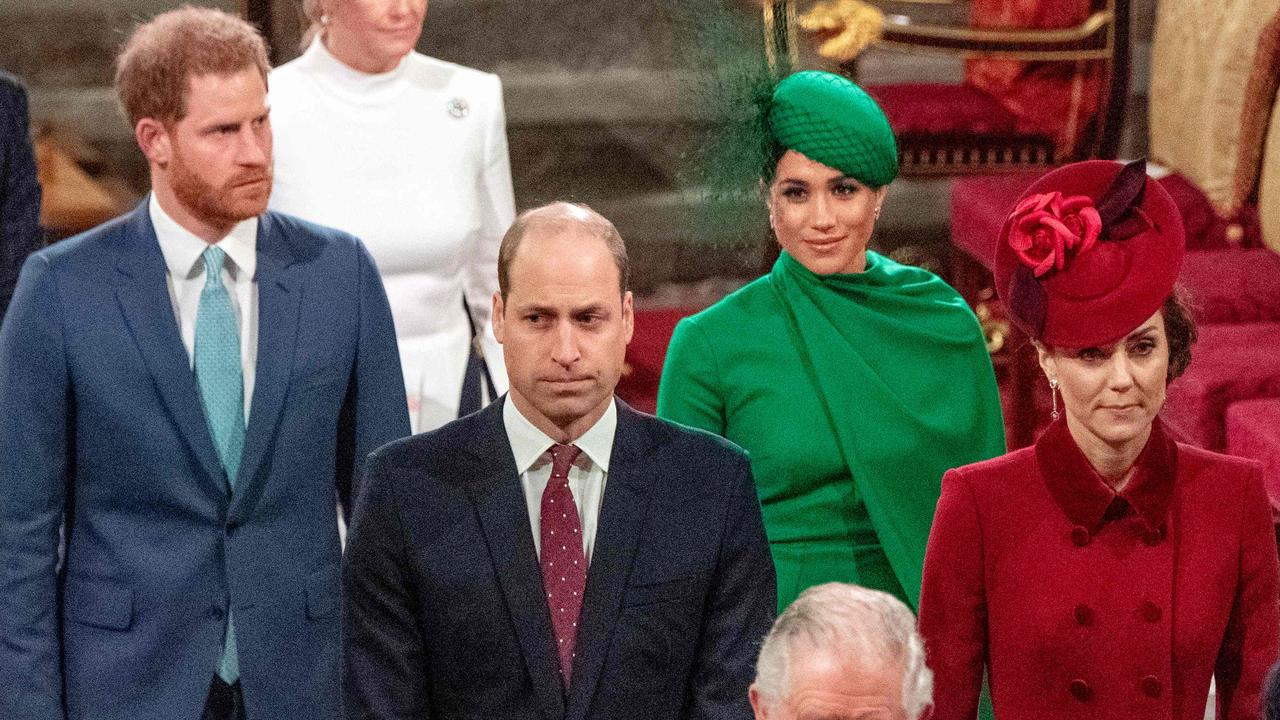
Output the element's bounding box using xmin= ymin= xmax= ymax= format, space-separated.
xmin=503 ymin=395 xmax=617 ymax=475
xmin=299 ymin=35 xmax=413 ymax=99
xmin=150 ymin=193 xmax=258 ymax=281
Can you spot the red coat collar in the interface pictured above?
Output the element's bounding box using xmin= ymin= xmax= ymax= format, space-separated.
xmin=1035 ymin=417 xmax=1178 ymax=532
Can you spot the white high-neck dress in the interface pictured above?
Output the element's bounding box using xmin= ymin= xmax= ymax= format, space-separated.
xmin=269 ymin=38 xmax=515 ymax=432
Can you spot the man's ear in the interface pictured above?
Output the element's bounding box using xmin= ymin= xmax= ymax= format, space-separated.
xmin=621 ymin=291 xmax=634 ymax=345
xmin=491 ymin=291 xmax=505 ymax=344
xmin=747 ymin=684 xmax=769 ymax=720
xmin=136 ymin=118 xmax=171 ymax=167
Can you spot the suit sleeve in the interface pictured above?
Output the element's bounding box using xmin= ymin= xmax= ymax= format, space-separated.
xmin=656 ymin=319 xmax=726 ymax=436
xmin=465 ymin=74 xmax=514 ymax=396
xmin=343 ymin=450 xmax=430 ymax=720
xmin=684 ymin=453 xmax=776 ymax=720
xmin=0 ymin=255 xmax=69 ymax=720
xmin=918 ymin=468 xmax=987 ymax=720
xmin=336 ymin=241 xmax=411 ymax=516
xmin=1215 ymin=461 xmax=1280 ymax=720
xmin=1 ymin=76 xmax=44 ymax=322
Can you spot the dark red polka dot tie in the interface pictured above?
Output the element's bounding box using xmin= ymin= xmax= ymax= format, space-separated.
xmin=540 ymin=443 xmax=586 ymax=686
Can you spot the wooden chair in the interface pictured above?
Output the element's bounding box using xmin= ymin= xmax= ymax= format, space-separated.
xmin=762 ymin=0 xmax=1130 ymax=176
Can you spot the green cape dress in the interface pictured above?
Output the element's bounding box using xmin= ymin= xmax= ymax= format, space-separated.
xmin=658 ymin=250 xmax=1005 ymax=611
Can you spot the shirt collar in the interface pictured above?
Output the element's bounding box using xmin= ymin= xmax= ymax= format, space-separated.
xmin=1035 ymin=415 xmax=1178 ymax=532
xmin=503 ymin=395 xmax=617 ymax=475
xmin=150 ymin=193 xmax=258 ymax=281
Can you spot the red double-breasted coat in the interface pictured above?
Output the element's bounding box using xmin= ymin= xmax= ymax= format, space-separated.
xmin=919 ymin=418 xmax=1280 ymax=720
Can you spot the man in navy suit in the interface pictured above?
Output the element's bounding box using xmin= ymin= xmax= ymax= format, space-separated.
xmin=1 ymin=70 xmax=43 ymax=322
xmin=343 ymin=202 xmax=777 ymax=720
xmin=0 ymin=8 xmax=408 ymax=720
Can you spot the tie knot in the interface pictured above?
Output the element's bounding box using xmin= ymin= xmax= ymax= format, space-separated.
xmin=202 ymin=245 xmax=228 ymax=279
xmin=549 ymin=444 xmax=582 ymax=479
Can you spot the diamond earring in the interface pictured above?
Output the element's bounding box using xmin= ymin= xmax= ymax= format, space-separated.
xmin=1049 ymin=377 xmax=1060 ymax=421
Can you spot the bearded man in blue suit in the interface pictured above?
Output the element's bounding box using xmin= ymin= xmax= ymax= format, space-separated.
xmin=0 ymin=7 xmax=409 ymax=720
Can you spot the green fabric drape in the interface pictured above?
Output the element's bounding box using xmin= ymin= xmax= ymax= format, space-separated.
xmin=769 ymin=250 xmax=1005 ymax=606
xmin=658 ymin=249 xmax=1004 ymax=610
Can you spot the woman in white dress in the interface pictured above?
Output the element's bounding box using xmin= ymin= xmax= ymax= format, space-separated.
xmin=269 ymin=0 xmax=515 ymax=432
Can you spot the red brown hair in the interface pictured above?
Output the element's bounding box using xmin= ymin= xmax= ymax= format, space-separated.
xmin=115 ymin=6 xmax=270 ymax=128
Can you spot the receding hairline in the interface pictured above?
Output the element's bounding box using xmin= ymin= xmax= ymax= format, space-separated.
xmin=498 ymin=201 xmax=629 ymax=299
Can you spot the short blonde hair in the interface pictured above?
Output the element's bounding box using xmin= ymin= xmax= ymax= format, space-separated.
xmin=115 ymin=5 xmax=270 ymax=128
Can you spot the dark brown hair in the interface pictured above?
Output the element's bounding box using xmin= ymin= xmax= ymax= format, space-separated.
xmin=497 ymin=202 xmax=629 ymax=300
xmin=115 ymin=6 xmax=270 ymax=128
xmin=1162 ymin=288 xmax=1197 ymax=382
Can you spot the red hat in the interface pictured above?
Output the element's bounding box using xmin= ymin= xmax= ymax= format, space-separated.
xmin=994 ymin=159 xmax=1185 ymax=348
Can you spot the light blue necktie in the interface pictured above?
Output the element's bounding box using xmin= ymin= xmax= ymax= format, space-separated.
xmin=194 ymin=245 xmax=244 ymax=683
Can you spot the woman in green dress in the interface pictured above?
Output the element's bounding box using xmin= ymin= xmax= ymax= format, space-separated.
xmin=657 ymin=70 xmax=1006 ymax=612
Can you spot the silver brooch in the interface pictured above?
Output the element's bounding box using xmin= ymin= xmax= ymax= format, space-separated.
xmin=446 ymin=98 xmax=469 ymax=119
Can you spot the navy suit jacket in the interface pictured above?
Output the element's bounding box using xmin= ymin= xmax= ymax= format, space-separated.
xmin=343 ymin=399 xmax=777 ymax=720
xmin=0 ymin=203 xmax=410 ymax=720
xmin=0 ymin=72 xmax=43 ymax=321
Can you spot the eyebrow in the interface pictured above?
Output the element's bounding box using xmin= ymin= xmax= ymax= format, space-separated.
xmin=1124 ymin=325 xmax=1158 ymax=341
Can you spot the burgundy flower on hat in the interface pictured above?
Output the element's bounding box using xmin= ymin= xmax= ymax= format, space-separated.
xmin=1008 ymin=191 xmax=1102 ymax=277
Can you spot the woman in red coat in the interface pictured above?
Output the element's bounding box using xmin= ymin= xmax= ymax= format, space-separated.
xmin=919 ymin=159 xmax=1280 ymax=720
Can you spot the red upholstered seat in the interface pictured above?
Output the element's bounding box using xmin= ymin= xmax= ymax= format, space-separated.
xmin=615 ymin=307 xmax=695 ymax=414
xmin=1225 ymin=398 xmax=1280 ymax=518
xmin=1163 ymin=323 xmax=1280 ymax=450
xmin=950 ymin=172 xmax=1042 ymax=272
xmin=1181 ymin=249 xmax=1280 ymax=324
xmin=868 ymin=83 xmax=1023 ymax=137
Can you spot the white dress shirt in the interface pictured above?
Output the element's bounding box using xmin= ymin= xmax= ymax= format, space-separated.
xmin=503 ymin=397 xmax=617 ymax=564
xmin=150 ymin=193 xmax=259 ymax=421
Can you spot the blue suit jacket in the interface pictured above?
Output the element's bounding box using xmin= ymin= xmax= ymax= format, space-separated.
xmin=0 ymin=72 xmax=43 ymax=322
xmin=0 ymin=203 xmax=410 ymax=720
xmin=343 ymin=398 xmax=777 ymax=720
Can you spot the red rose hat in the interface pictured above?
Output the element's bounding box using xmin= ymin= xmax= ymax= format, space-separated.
xmin=994 ymin=159 xmax=1185 ymax=348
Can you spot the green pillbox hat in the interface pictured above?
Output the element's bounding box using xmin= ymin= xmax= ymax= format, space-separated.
xmin=768 ymin=70 xmax=899 ymax=187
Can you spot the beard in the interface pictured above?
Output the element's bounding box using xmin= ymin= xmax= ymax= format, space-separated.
xmin=167 ymin=145 xmax=272 ymax=229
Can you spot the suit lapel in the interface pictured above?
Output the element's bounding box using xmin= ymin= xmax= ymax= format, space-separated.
xmin=565 ymin=401 xmax=658 ymax=720
xmin=464 ymin=403 xmax=566 ymax=720
xmin=114 ymin=204 xmax=227 ymax=499
xmin=229 ymin=214 xmax=301 ymax=522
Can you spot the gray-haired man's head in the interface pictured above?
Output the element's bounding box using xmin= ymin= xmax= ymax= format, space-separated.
xmin=749 ymin=583 xmax=933 ymax=720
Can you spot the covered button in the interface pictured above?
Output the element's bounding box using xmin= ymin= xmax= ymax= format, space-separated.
xmin=1074 ymin=604 xmax=1094 ymax=625
xmin=1069 ymin=679 xmax=1093 ymax=701
xmin=1142 ymin=675 xmax=1162 ymax=697
xmin=1143 ymin=526 xmax=1165 ymax=546
xmin=1071 ymin=526 xmax=1091 ymax=547
xmin=1140 ymin=601 xmax=1162 ymax=623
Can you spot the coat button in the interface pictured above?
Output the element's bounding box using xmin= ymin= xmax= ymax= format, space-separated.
xmin=1074 ymin=603 xmax=1094 ymax=625
xmin=1142 ymin=675 xmax=1162 ymax=697
xmin=206 ymin=606 xmax=224 ymax=622
xmin=1140 ymin=601 xmax=1162 ymax=623
xmin=1071 ymin=526 xmax=1091 ymax=547
xmin=1069 ymin=678 xmax=1093 ymax=701
xmin=1142 ymin=526 xmax=1164 ymax=546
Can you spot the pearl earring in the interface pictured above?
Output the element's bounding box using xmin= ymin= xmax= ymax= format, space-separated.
xmin=1049 ymin=377 xmax=1060 ymax=421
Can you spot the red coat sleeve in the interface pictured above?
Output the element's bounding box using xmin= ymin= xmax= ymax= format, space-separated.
xmin=1216 ymin=461 xmax=1280 ymax=720
xmin=919 ymin=467 xmax=987 ymax=720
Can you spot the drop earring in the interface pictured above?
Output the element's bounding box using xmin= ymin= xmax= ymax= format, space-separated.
xmin=1049 ymin=377 xmax=1060 ymax=421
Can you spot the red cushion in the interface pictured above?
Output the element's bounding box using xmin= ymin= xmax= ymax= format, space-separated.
xmin=1225 ymin=398 xmax=1280 ymax=518
xmin=615 ymin=307 xmax=695 ymax=414
xmin=1158 ymin=173 xmax=1264 ymax=250
xmin=868 ymin=83 xmax=1020 ymax=137
xmin=1163 ymin=322 xmax=1280 ymax=450
xmin=950 ymin=171 xmax=1042 ymax=272
xmin=1180 ymin=248 xmax=1280 ymax=323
